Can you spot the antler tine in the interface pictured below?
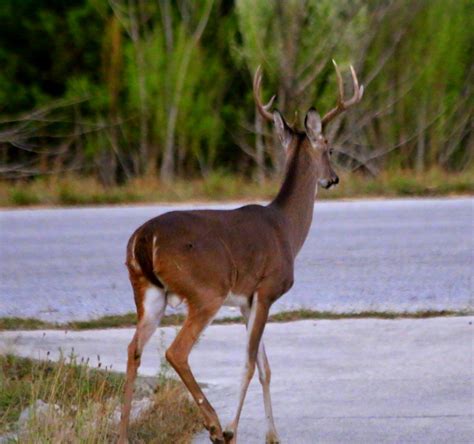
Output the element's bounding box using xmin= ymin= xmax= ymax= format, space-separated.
xmin=322 ymin=60 xmax=364 ymax=126
xmin=334 ymin=60 xmax=344 ymax=106
xmin=253 ymin=65 xmax=276 ymax=122
xmin=348 ymin=64 xmax=364 ymax=104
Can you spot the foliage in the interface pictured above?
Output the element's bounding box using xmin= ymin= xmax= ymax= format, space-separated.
xmin=0 ymin=0 xmax=472 ymax=186
xmin=361 ymin=0 xmax=473 ymax=172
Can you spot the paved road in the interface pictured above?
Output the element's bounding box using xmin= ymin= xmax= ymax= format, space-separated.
xmin=1 ymin=317 xmax=472 ymax=443
xmin=0 ymin=198 xmax=472 ymax=322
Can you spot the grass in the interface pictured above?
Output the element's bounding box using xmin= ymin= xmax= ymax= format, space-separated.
xmin=127 ymin=380 xmax=202 ymax=444
xmin=0 ymin=309 xmax=470 ymax=332
xmin=0 ymin=317 xmax=54 ymax=331
xmin=265 ymin=309 xmax=469 ymax=322
xmin=0 ymin=168 xmax=472 ymax=207
xmin=0 ymin=353 xmax=202 ymax=442
xmin=0 ymin=353 xmax=122 ymax=438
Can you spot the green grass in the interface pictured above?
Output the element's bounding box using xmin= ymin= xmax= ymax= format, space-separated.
xmin=0 ymin=317 xmax=55 ymax=330
xmin=0 ymin=309 xmax=470 ymax=332
xmin=0 ymin=353 xmax=202 ymax=442
xmin=265 ymin=308 xmax=469 ymax=322
xmin=0 ymin=168 xmax=472 ymax=207
xmin=8 ymin=188 xmax=41 ymax=206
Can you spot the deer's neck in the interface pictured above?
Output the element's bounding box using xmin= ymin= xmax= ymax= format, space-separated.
xmin=270 ymin=142 xmax=318 ymax=257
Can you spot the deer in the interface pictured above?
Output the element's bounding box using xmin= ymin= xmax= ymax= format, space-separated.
xmin=118 ymin=60 xmax=363 ymax=444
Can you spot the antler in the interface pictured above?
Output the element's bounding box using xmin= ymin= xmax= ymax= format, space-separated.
xmin=321 ymin=60 xmax=364 ymax=126
xmin=253 ymin=65 xmax=276 ymax=122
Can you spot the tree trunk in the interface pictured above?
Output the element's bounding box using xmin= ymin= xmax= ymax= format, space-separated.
xmin=128 ymin=0 xmax=149 ymax=175
xmin=160 ymin=0 xmax=213 ymax=183
xmin=415 ymin=98 xmax=427 ymax=173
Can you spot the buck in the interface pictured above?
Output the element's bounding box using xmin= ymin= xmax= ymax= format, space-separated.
xmin=118 ymin=61 xmax=363 ymax=444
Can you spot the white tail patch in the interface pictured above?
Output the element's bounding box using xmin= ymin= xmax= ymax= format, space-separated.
xmin=143 ymin=287 xmax=166 ymax=322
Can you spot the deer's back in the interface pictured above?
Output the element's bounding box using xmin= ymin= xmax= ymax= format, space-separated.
xmin=126 ymin=204 xmax=294 ymax=303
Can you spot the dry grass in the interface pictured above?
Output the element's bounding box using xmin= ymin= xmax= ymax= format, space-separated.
xmin=128 ymin=380 xmax=202 ymax=444
xmin=0 ymin=168 xmax=472 ymax=207
xmin=0 ymin=173 xmax=277 ymax=207
xmin=0 ymin=354 xmax=202 ymax=443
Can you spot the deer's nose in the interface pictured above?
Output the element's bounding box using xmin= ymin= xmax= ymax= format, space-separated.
xmin=319 ymin=175 xmax=339 ymax=189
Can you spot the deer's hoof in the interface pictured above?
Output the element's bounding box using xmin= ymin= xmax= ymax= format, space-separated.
xmin=265 ymin=431 xmax=280 ymax=444
xmin=223 ymin=427 xmax=234 ymax=442
xmin=209 ymin=424 xmax=225 ymax=444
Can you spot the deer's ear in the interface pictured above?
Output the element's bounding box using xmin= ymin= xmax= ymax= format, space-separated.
xmin=273 ymin=110 xmax=292 ymax=150
xmin=304 ymin=108 xmax=322 ymax=145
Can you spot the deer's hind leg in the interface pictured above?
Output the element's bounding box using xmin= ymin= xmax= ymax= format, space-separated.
xmin=118 ymin=271 xmax=166 ymax=444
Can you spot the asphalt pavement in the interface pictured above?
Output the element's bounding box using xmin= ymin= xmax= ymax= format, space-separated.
xmin=1 ymin=317 xmax=472 ymax=443
xmin=0 ymin=198 xmax=472 ymax=321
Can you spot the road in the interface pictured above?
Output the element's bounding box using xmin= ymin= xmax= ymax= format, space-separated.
xmin=1 ymin=317 xmax=472 ymax=443
xmin=0 ymin=198 xmax=472 ymax=321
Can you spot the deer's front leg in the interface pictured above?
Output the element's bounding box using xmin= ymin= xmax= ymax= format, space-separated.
xmin=165 ymin=300 xmax=225 ymax=444
xmin=240 ymin=306 xmax=280 ymax=444
xmin=224 ymin=292 xmax=271 ymax=443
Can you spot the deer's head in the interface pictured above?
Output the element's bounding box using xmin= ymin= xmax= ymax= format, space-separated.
xmin=253 ymin=61 xmax=364 ymax=189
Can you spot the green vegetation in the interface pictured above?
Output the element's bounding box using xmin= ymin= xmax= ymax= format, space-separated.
xmin=1 ymin=167 xmax=472 ymax=207
xmin=1 ymin=309 xmax=469 ymax=332
xmin=0 ymin=317 xmax=53 ymax=331
xmin=0 ymin=354 xmax=202 ymax=442
xmin=265 ymin=309 xmax=469 ymax=322
xmin=0 ymin=0 xmax=472 ymax=191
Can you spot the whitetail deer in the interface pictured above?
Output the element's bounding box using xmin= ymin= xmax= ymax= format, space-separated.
xmin=118 ymin=60 xmax=363 ymax=444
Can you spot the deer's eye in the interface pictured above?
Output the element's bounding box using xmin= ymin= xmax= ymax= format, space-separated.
xmin=329 ymin=149 xmax=334 ymax=156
